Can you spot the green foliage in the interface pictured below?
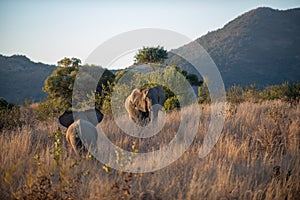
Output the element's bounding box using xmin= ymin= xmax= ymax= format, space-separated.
xmin=39 ymin=57 xmax=115 ymax=118
xmin=260 ymin=82 xmax=300 ymax=102
xmin=241 ymin=84 xmax=260 ymax=101
xmin=73 ymin=66 xmax=115 ymax=111
xmin=38 ymin=52 xmax=200 ymax=116
xmin=114 ymin=69 xmax=129 ymax=84
xmin=0 ymin=98 xmax=22 ymax=131
xmin=226 ymin=85 xmax=244 ymax=104
xmin=198 ymin=82 xmax=211 ymax=104
xmin=57 ymin=57 xmax=81 ymax=68
xmin=164 ymin=96 xmax=180 ymax=111
xmin=198 ymin=82 xmax=300 ymax=105
xmin=48 ymin=128 xmax=63 ymax=166
xmin=43 ymin=66 xmax=78 ymax=108
xmin=225 ymin=82 xmax=300 ymax=104
xmin=36 ymin=97 xmax=70 ymax=120
xmin=186 ymin=74 xmax=201 ymax=86
xmin=134 ymin=46 xmax=168 ymax=64
xmin=95 ymin=82 xmax=114 ymax=115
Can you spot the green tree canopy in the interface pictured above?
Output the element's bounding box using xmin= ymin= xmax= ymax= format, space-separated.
xmin=57 ymin=57 xmax=81 ymax=68
xmin=43 ymin=65 xmax=78 ymax=110
xmin=40 ymin=58 xmax=115 ymax=117
xmin=134 ymin=46 xmax=168 ymax=64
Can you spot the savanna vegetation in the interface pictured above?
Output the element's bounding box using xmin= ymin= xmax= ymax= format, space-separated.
xmin=0 ymin=100 xmax=299 ymax=199
xmin=0 ymin=47 xmax=299 ymax=199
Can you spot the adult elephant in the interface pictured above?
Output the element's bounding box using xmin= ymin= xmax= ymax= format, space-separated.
xmin=125 ymin=85 xmax=166 ymax=126
xmin=58 ymin=108 xmax=103 ymax=156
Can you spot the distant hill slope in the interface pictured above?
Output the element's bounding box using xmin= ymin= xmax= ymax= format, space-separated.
xmin=166 ymin=7 xmax=300 ymax=87
xmin=0 ymin=55 xmax=56 ymax=103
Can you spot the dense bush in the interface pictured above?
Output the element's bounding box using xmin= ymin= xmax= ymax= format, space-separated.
xmin=164 ymin=96 xmax=180 ymax=111
xmin=37 ymin=58 xmax=115 ymax=119
xmin=199 ymin=82 xmax=300 ymax=105
xmin=36 ymin=97 xmax=70 ymax=120
xmin=198 ymin=82 xmax=211 ymax=104
xmin=260 ymin=82 xmax=300 ymax=102
xmin=0 ymin=98 xmax=21 ymax=131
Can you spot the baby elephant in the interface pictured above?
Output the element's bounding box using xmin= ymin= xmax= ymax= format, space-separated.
xmin=58 ymin=108 xmax=103 ymax=156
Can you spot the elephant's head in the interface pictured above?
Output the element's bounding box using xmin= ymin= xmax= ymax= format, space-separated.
xmin=125 ymin=86 xmax=166 ymax=126
xmin=59 ymin=108 xmax=103 ymax=128
xmin=129 ymin=88 xmax=152 ymax=113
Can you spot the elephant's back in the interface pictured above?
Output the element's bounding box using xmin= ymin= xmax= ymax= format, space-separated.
xmin=76 ymin=119 xmax=98 ymax=142
xmin=149 ymin=86 xmax=166 ymax=105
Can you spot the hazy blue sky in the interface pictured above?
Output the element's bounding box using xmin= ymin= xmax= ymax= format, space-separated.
xmin=1 ymin=0 xmax=299 ymax=67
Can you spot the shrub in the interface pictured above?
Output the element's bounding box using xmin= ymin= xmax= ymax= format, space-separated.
xmin=36 ymin=97 xmax=69 ymax=120
xmin=260 ymin=82 xmax=300 ymax=102
xmin=0 ymin=98 xmax=21 ymax=131
xmin=164 ymin=96 xmax=180 ymax=111
xmin=225 ymin=82 xmax=300 ymax=104
xmin=198 ymin=83 xmax=211 ymax=104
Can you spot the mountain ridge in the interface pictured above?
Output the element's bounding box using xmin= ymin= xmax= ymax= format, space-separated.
xmin=0 ymin=54 xmax=56 ymax=103
xmin=1 ymin=7 xmax=300 ymax=103
xmin=166 ymin=7 xmax=300 ymax=87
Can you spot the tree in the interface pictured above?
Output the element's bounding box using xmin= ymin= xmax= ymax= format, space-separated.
xmin=198 ymin=78 xmax=211 ymax=104
xmin=57 ymin=57 xmax=81 ymax=68
xmin=42 ymin=65 xmax=78 ymax=112
xmin=134 ymin=46 xmax=168 ymax=64
xmin=39 ymin=58 xmax=115 ymax=118
xmin=43 ymin=66 xmax=78 ymax=100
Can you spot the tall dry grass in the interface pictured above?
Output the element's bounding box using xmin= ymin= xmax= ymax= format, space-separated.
xmin=0 ymin=100 xmax=299 ymax=199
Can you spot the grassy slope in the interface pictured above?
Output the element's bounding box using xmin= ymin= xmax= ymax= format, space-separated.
xmin=0 ymin=101 xmax=299 ymax=199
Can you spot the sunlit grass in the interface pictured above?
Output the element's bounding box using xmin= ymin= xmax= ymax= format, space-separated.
xmin=0 ymin=100 xmax=299 ymax=199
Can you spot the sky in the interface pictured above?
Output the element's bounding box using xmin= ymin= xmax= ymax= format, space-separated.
xmin=0 ymin=0 xmax=299 ymax=68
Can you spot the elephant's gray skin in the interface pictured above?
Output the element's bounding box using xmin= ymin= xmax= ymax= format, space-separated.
xmin=58 ymin=108 xmax=103 ymax=155
xmin=125 ymin=85 xmax=166 ymax=126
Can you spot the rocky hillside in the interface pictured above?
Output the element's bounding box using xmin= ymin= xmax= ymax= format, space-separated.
xmin=166 ymin=7 xmax=300 ymax=87
xmin=0 ymin=55 xmax=55 ymax=103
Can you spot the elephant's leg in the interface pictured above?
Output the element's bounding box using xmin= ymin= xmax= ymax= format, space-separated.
xmin=151 ymin=106 xmax=159 ymax=123
xmin=140 ymin=111 xmax=150 ymax=126
xmin=66 ymin=132 xmax=80 ymax=155
xmin=66 ymin=124 xmax=83 ymax=156
xmin=152 ymin=111 xmax=158 ymax=125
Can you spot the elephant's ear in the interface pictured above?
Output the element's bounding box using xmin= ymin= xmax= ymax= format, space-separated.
xmin=142 ymin=88 xmax=149 ymax=98
xmin=95 ymin=108 xmax=104 ymax=123
xmin=142 ymin=89 xmax=152 ymax=112
xmin=131 ymin=89 xmax=142 ymax=101
xmin=84 ymin=108 xmax=104 ymax=126
xmin=59 ymin=110 xmax=74 ymax=128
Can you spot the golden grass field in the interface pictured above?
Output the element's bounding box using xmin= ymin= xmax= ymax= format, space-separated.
xmin=0 ymin=100 xmax=299 ymax=199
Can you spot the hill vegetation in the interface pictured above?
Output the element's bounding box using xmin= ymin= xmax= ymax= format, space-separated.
xmin=166 ymin=7 xmax=300 ymax=87
xmin=0 ymin=55 xmax=55 ymax=103
xmin=2 ymin=7 xmax=300 ymax=104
